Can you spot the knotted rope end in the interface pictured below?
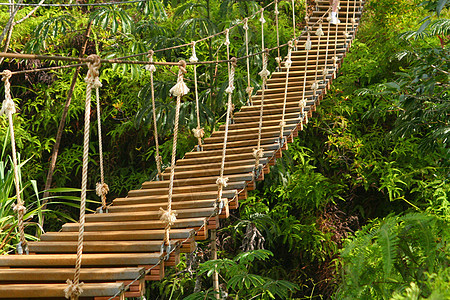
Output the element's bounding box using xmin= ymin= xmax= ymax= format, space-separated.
xmin=159 ymin=207 xmax=178 ymax=226
xmin=64 ymin=279 xmax=84 ymax=299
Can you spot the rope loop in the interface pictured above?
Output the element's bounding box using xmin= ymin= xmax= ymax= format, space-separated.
xmin=225 ymin=57 xmax=237 ymax=94
xmin=1 ymin=70 xmax=16 ymax=116
xmin=190 ymin=41 xmax=198 ymax=63
xmin=243 ymin=18 xmax=249 ymax=30
xmin=85 ymin=54 xmax=102 ymax=89
xmin=146 ymin=50 xmax=157 ymax=72
xmin=258 ymin=49 xmax=270 ymax=79
xmin=65 ymin=279 xmax=84 ymax=299
xmin=169 ymin=60 xmax=189 ymax=97
xmin=224 ymin=29 xmax=230 ymax=46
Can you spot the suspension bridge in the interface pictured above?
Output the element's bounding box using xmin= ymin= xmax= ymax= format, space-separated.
xmin=0 ymin=0 xmax=365 ymax=298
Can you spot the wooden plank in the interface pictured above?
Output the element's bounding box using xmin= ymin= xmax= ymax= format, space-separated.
xmin=0 ymin=283 xmax=124 ymax=298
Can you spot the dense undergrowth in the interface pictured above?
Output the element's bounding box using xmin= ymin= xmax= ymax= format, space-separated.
xmin=0 ymin=0 xmax=449 ymax=299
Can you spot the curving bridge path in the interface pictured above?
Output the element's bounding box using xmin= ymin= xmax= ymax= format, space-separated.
xmin=0 ymin=0 xmax=365 ymax=298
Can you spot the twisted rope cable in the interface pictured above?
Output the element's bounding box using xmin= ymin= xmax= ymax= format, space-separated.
xmin=94 ymin=72 xmax=108 ymax=212
xmin=254 ymin=49 xmax=269 ymax=173
xmin=243 ymin=18 xmax=254 ymax=106
xmin=260 ymin=9 xmax=266 ymax=53
xmin=161 ymin=60 xmax=189 ymax=246
xmin=216 ymin=58 xmax=237 ymax=209
xmin=280 ymin=41 xmax=294 ymax=144
xmin=291 ymin=0 xmax=296 ymax=39
xmin=333 ymin=10 xmax=339 ymax=77
xmin=1 ymin=70 xmax=27 ymax=255
xmin=146 ymin=51 xmax=163 ymax=179
xmin=323 ymin=19 xmax=332 ymax=87
xmin=344 ymin=0 xmax=350 ymax=39
xmin=65 ymin=54 xmax=101 ymax=300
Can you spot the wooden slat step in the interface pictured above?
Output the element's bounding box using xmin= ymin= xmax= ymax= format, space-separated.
xmin=0 ymin=253 xmax=161 ymax=267
xmin=175 ymin=153 xmax=272 ymax=167
xmin=84 ymin=207 xmax=216 ymax=222
xmin=201 ymin=137 xmax=281 ymax=152
xmin=41 ymin=229 xmax=192 ymax=241
xmin=0 ymin=282 xmax=125 ymax=298
xmin=138 ymin=181 xmax=245 ymax=194
xmin=205 ymin=126 xmax=294 ymax=142
xmin=126 ymin=187 xmax=236 ymax=199
xmin=184 ymin=144 xmax=280 ymax=158
xmin=161 ymin=164 xmax=256 ymax=179
xmin=0 ymin=267 xmax=144 ymax=282
xmin=28 ymin=240 xmax=166 ymax=254
xmin=166 ymin=158 xmax=267 ymax=171
xmin=141 ymin=173 xmax=252 ymax=188
xmin=107 ymin=199 xmax=216 ymax=213
xmin=62 ymin=217 xmax=207 ymax=232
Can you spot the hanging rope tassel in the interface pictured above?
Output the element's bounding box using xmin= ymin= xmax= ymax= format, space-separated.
xmin=146 ymin=50 xmax=163 ymax=180
xmin=280 ymin=41 xmax=294 ymax=147
xmin=254 ymin=49 xmax=270 ymax=177
xmin=243 ymin=18 xmax=254 ymax=106
xmin=161 ymin=60 xmax=189 ymax=249
xmin=190 ymin=41 xmax=204 ymax=150
xmin=216 ymin=57 xmax=237 ymax=214
xmin=93 ymin=63 xmax=108 ymax=213
xmin=1 ymin=70 xmax=27 ymax=255
xmin=65 ymin=54 xmax=101 ymax=300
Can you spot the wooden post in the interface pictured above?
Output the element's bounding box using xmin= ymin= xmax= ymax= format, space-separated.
xmin=211 ymin=229 xmax=220 ymax=300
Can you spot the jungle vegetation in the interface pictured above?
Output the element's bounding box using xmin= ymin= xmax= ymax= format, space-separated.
xmin=0 ymin=0 xmax=449 ymax=299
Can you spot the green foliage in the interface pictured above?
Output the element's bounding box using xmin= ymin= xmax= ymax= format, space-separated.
xmin=336 ymin=213 xmax=450 ymax=299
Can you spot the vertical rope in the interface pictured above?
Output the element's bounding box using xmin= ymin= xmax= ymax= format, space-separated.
xmin=94 ymin=74 xmax=108 ymax=212
xmin=312 ymin=21 xmax=324 ymax=99
xmin=146 ymin=51 xmax=163 ymax=179
xmin=243 ymin=18 xmax=253 ymax=106
xmin=190 ymin=42 xmax=204 ymax=149
xmin=352 ymin=0 xmax=358 ymax=30
xmin=160 ymin=60 xmax=189 ymax=247
xmin=260 ymin=9 xmax=266 ymax=52
xmin=1 ymin=70 xmax=27 ymax=255
xmin=343 ymin=0 xmax=350 ymax=41
xmin=65 ymin=54 xmax=101 ymax=300
xmin=224 ymin=29 xmax=231 ymax=75
xmin=216 ymin=58 xmax=237 ymax=211
xmin=291 ymin=0 xmax=296 ymax=38
xmin=275 ymin=0 xmax=281 ymax=69
xmin=300 ymin=29 xmax=311 ymax=127
xmin=254 ymin=49 xmax=269 ymax=174
xmin=280 ymin=41 xmax=293 ymax=145
xmin=332 ymin=7 xmax=340 ymax=78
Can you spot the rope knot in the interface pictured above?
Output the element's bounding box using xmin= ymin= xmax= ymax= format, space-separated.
xmin=159 ymin=208 xmax=177 ymax=226
xmin=322 ymin=68 xmax=328 ymax=76
xmin=1 ymin=70 xmax=16 ymax=116
xmin=190 ymin=41 xmax=198 ymax=63
xmin=351 ymin=18 xmax=356 ymax=25
xmin=315 ymin=24 xmax=324 ymax=36
xmin=259 ymin=9 xmax=266 ymax=24
xmin=85 ymin=54 xmax=102 ymax=88
xmin=64 ymin=279 xmax=84 ymax=299
xmin=192 ymin=127 xmax=205 ymax=139
xmin=311 ymin=82 xmax=320 ymax=90
xmin=279 ymin=120 xmax=286 ymax=129
xmin=304 ymin=37 xmax=312 ymax=51
xmin=146 ymin=50 xmax=157 ymax=72
xmin=95 ymin=182 xmax=109 ymax=197
xmin=343 ymin=31 xmax=350 ymax=38
xmin=246 ymin=86 xmax=254 ymax=95
xmin=13 ymin=204 xmax=27 ymax=214
xmin=252 ymin=148 xmax=264 ymax=159
xmin=169 ymin=61 xmax=189 ymax=97
xmin=225 ymin=57 xmax=236 ymax=94
xmin=216 ymin=176 xmax=229 ymax=188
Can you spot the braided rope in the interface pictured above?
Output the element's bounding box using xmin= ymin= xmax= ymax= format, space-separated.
xmin=190 ymin=42 xmax=204 ymax=149
xmin=243 ymin=18 xmax=254 ymax=106
xmin=65 ymin=54 xmax=101 ymax=300
xmin=217 ymin=58 xmax=237 ymax=210
xmin=161 ymin=60 xmax=189 ymax=246
xmin=1 ymin=70 xmax=27 ymax=255
xmin=280 ymin=41 xmax=294 ymax=144
xmin=254 ymin=49 xmax=270 ymax=173
xmin=300 ymin=30 xmax=311 ymax=126
xmin=260 ymin=9 xmax=266 ymax=52
xmin=146 ymin=51 xmax=163 ymax=179
xmin=291 ymin=0 xmax=296 ymax=38
xmin=94 ymin=70 xmax=108 ymax=212
xmin=275 ymin=0 xmax=281 ymax=69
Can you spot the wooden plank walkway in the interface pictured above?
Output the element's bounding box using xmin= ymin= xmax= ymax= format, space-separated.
xmin=0 ymin=0 xmax=365 ymax=298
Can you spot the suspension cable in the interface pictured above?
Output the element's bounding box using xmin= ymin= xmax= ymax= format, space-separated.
xmin=190 ymin=42 xmax=204 ymax=150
